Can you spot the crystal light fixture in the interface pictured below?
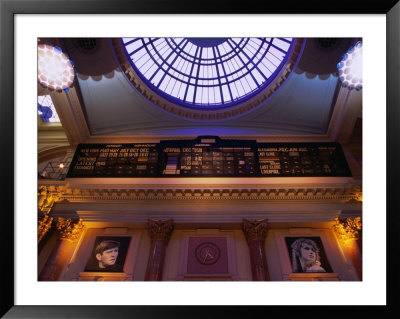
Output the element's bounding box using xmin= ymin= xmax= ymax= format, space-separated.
xmin=337 ymin=41 xmax=362 ymax=91
xmin=38 ymin=44 xmax=75 ymax=92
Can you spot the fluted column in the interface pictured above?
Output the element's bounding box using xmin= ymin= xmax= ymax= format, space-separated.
xmin=333 ymin=217 xmax=362 ymax=280
xmin=242 ymin=218 xmax=270 ymax=281
xmin=144 ymin=219 xmax=174 ymax=281
xmin=39 ymin=218 xmax=85 ymax=281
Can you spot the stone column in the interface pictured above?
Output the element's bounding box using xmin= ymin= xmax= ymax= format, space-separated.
xmin=242 ymin=218 xmax=270 ymax=281
xmin=144 ymin=219 xmax=174 ymax=281
xmin=39 ymin=218 xmax=85 ymax=281
xmin=332 ymin=217 xmax=362 ymax=280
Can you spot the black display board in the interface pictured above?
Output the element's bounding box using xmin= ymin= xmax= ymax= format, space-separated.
xmin=67 ymin=137 xmax=352 ymax=178
xmin=67 ymin=143 xmax=159 ymax=177
xmin=160 ymin=136 xmax=258 ymax=176
xmin=257 ymin=142 xmax=351 ymax=177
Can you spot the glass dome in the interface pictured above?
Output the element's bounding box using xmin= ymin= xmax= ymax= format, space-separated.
xmin=121 ymin=38 xmax=294 ymax=110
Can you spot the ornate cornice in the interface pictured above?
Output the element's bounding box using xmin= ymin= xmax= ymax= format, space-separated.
xmin=38 ymin=179 xmax=362 ymax=202
xmin=242 ymin=218 xmax=268 ymax=243
xmin=147 ymin=219 xmax=174 ymax=243
xmin=39 ymin=185 xmax=362 ymax=202
xmin=55 ymin=218 xmax=85 ymax=242
xmin=38 ymin=214 xmax=53 ymax=243
xmin=58 ymin=187 xmax=362 ymax=202
xmin=38 ymin=185 xmax=65 ymax=213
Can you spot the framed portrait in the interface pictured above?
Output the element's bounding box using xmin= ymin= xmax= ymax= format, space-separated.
xmin=3 ymin=0 xmax=399 ymax=318
xmin=84 ymin=236 xmax=131 ymax=273
xmin=285 ymin=236 xmax=333 ymax=273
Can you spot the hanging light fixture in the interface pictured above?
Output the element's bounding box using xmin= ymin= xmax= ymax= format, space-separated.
xmin=38 ymin=44 xmax=75 ymax=92
xmin=337 ymin=41 xmax=362 ymax=91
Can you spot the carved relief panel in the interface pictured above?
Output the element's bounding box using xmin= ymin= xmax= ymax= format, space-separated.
xmin=171 ymin=229 xmax=241 ymax=281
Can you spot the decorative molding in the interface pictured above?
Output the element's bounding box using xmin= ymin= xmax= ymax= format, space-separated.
xmin=68 ymin=210 xmax=342 ymax=225
xmin=354 ymin=192 xmax=362 ymax=202
xmin=39 ymin=182 xmax=362 ymax=202
xmin=283 ymin=273 xmax=340 ymax=281
xmin=147 ymin=219 xmax=174 ymax=243
xmin=242 ymin=218 xmax=268 ymax=243
xmin=75 ymin=272 xmax=131 ymax=281
xmin=38 ymin=214 xmax=53 ymax=243
xmin=55 ymin=218 xmax=85 ymax=242
xmin=38 ymin=185 xmax=65 ymax=213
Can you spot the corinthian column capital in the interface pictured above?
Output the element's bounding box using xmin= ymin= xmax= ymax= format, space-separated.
xmin=38 ymin=214 xmax=53 ymax=243
xmin=147 ymin=219 xmax=174 ymax=243
xmin=332 ymin=217 xmax=362 ymax=243
xmin=55 ymin=218 xmax=85 ymax=243
xmin=242 ymin=218 xmax=268 ymax=244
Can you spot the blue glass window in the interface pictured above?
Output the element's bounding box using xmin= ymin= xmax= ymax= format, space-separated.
xmin=122 ymin=38 xmax=294 ymax=110
xmin=38 ymin=95 xmax=60 ymax=122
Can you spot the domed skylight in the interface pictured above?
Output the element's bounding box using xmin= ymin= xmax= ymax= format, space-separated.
xmin=122 ymin=38 xmax=294 ymax=110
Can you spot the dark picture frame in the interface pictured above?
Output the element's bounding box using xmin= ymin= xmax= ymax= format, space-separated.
xmin=84 ymin=236 xmax=131 ymax=273
xmin=285 ymin=236 xmax=333 ymax=273
xmin=1 ymin=0 xmax=399 ymax=318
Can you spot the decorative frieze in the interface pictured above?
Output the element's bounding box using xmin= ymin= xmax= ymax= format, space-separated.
xmin=49 ymin=185 xmax=362 ymax=202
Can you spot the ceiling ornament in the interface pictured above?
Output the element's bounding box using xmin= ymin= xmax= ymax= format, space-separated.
xmin=337 ymin=41 xmax=362 ymax=91
xmin=38 ymin=44 xmax=75 ymax=92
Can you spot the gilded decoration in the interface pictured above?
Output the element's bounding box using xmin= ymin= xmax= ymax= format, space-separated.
xmin=242 ymin=218 xmax=268 ymax=243
xmin=38 ymin=185 xmax=63 ymax=213
xmin=59 ymin=186 xmax=361 ymax=201
xmin=38 ymin=214 xmax=53 ymax=243
xmin=38 ymin=180 xmax=362 ymax=202
xmin=55 ymin=218 xmax=85 ymax=242
xmin=147 ymin=219 xmax=174 ymax=243
xmin=332 ymin=217 xmax=362 ymax=243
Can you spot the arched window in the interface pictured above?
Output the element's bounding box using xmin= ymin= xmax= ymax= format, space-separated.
xmin=122 ymin=38 xmax=294 ymax=110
